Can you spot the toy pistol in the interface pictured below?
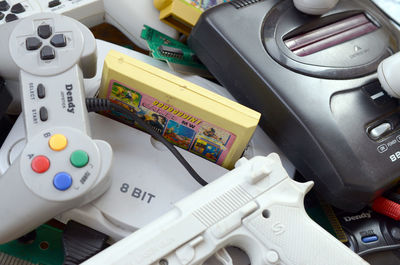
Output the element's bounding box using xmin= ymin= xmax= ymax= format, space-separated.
xmin=82 ymin=154 xmax=369 ymax=265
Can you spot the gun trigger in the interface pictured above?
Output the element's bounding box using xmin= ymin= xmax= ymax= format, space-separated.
xmin=175 ymin=236 xmax=204 ymax=264
xmin=215 ymin=248 xmax=233 ymax=265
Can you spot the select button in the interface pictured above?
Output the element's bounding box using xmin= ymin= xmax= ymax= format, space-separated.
xmin=70 ymin=150 xmax=89 ymax=168
xmin=53 ymin=172 xmax=72 ymax=191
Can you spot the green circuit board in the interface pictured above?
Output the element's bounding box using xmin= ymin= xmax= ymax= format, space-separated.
xmin=141 ymin=25 xmax=206 ymax=70
xmin=0 ymin=225 xmax=64 ymax=265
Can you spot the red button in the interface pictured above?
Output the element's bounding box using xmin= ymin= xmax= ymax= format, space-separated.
xmin=31 ymin=155 xmax=50 ymax=173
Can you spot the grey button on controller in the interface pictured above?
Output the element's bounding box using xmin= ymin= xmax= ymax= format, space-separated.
xmin=370 ymin=123 xmax=391 ymax=139
xmin=37 ymin=84 xmax=45 ymax=99
xmin=40 ymin=46 xmax=55 ymax=60
xmin=48 ymin=0 xmax=61 ymax=8
xmin=38 ymin=24 xmax=52 ymax=39
xmin=11 ymin=3 xmax=25 ymax=14
xmin=0 ymin=1 xmax=10 ymax=11
xmin=5 ymin=13 xmax=17 ymax=22
xmin=40 ymin=107 xmax=48 ymax=121
xmin=26 ymin=37 xmax=42 ymax=51
xmin=50 ymin=34 xmax=66 ymax=47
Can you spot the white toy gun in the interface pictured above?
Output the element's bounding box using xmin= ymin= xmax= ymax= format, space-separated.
xmin=82 ymin=154 xmax=369 ymax=265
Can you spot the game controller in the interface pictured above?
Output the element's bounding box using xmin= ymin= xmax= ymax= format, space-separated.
xmin=0 ymin=39 xmax=295 ymax=242
xmin=0 ymin=0 xmax=178 ymax=50
xmin=293 ymin=0 xmax=339 ymax=15
xmin=378 ymin=52 xmax=400 ymax=98
xmin=0 ymin=13 xmax=113 ymax=244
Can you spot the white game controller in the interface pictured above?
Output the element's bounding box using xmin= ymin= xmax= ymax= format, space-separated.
xmin=378 ymin=51 xmax=400 ymax=98
xmin=0 ymin=0 xmax=178 ymax=50
xmin=293 ymin=0 xmax=339 ymax=15
xmin=0 ymin=13 xmax=113 ymax=244
xmin=0 ymin=39 xmax=295 ymax=243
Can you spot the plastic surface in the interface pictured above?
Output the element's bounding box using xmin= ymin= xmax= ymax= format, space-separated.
xmin=188 ymin=0 xmax=400 ymax=211
xmin=0 ymin=13 xmax=112 ymax=244
xmin=81 ymin=154 xmax=370 ymax=265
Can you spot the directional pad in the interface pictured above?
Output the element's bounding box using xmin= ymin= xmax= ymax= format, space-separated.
xmin=5 ymin=13 xmax=17 ymax=22
xmin=11 ymin=3 xmax=25 ymax=14
xmin=26 ymin=37 xmax=42 ymax=51
xmin=0 ymin=1 xmax=10 ymax=12
xmin=38 ymin=24 xmax=52 ymax=39
xmin=50 ymin=34 xmax=66 ymax=48
xmin=40 ymin=46 xmax=55 ymax=60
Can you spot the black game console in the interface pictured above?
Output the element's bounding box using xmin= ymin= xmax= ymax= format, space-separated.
xmin=188 ymin=0 xmax=400 ymax=211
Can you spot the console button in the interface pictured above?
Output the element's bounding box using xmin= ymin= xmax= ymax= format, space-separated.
xmin=40 ymin=46 xmax=55 ymax=60
xmin=11 ymin=3 xmax=25 ymax=14
xmin=50 ymin=34 xmax=66 ymax=48
xmin=37 ymin=24 xmax=52 ymax=39
xmin=370 ymin=123 xmax=391 ymax=139
xmin=31 ymin=155 xmax=50 ymax=173
xmin=37 ymin=84 xmax=45 ymax=99
xmin=70 ymin=150 xmax=89 ymax=168
xmin=0 ymin=1 xmax=10 ymax=11
xmin=49 ymin=134 xmax=68 ymax=151
xmin=48 ymin=0 xmax=61 ymax=8
xmin=0 ymin=12 xmax=4 ymax=21
xmin=5 ymin=13 xmax=18 ymax=23
xmin=26 ymin=37 xmax=42 ymax=51
xmin=40 ymin=107 xmax=48 ymax=121
xmin=391 ymin=227 xmax=400 ymax=241
xmin=361 ymin=235 xmax=378 ymax=243
xmin=53 ymin=172 xmax=72 ymax=191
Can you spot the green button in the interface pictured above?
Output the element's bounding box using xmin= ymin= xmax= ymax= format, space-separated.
xmin=70 ymin=150 xmax=89 ymax=168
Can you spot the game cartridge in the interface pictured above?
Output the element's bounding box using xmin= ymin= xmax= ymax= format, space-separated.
xmin=98 ymin=50 xmax=261 ymax=169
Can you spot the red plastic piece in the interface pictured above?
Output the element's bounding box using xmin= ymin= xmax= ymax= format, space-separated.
xmin=372 ymin=197 xmax=400 ymax=220
xmin=31 ymin=155 xmax=50 ymax=173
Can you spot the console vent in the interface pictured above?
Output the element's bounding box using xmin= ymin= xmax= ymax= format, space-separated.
xmin=229 ymin=0 xmax=264 ymax=9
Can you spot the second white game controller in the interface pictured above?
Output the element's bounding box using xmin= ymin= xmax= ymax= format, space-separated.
xmin=0 ymin=0 xmax=178 ymax=50
xmin=0 ymin=13 xmax=113 ymax=244
xmin=378 ymin=52 xmax=400 ymax=98
xmin=293 ymin=0 xmax=339 ymax=15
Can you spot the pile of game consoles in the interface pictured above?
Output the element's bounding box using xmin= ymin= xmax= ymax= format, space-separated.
xmin=0 ymin=0 xmax=400 ymax=264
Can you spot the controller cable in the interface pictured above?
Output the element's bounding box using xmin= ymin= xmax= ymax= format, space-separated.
xmin=85 ymin=98 xmax=208 ymax=186
xmin=358 ymin=244 xmax=400 ymax=257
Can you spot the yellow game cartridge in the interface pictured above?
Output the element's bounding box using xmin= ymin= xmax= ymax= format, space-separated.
xmin=153 ymin=0 xmax=200 ymax=35
xmin=98 ymin=50 xmax=261 ymax=169
xmin=154 ymin=0 xmax=231 ymax=35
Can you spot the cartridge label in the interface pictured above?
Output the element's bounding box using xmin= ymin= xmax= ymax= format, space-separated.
xmin=105 ymin=80 xmax=236 ymax=165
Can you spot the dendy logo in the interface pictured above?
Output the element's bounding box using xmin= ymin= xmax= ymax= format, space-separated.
xmin=66 ymin=84 xmax=75 ymax=113
xmin=343 ymin=210 xmax=372 ymax=222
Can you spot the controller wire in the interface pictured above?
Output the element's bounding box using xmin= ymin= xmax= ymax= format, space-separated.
xmin=85 ymin=98 xmax=208 ymax=186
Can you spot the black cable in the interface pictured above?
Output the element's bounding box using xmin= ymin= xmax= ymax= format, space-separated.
xmin=358 ymin=244 xmax=400 ymax=257
xmin=85 ymin=98 xmax=208 ymax=186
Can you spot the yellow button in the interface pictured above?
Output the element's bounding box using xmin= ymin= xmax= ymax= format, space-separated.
xmin=49 ymin=134 xmax=68 ymax=151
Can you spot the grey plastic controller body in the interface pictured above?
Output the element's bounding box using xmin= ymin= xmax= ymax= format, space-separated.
xmin=0 ymin=13 xmax=113 ymax=244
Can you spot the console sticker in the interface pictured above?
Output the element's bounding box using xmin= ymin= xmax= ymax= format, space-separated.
xmin=104 ymin=80 xmax=236 ymax=165
xmin=182 ymin=0 xmax=231 ymax=11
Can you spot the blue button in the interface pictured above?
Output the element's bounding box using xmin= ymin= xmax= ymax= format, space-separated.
xmin=362 ymin=235 xmax=378 ymax=243
xmin=53 ymin=172 xmax=72 ymax=191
